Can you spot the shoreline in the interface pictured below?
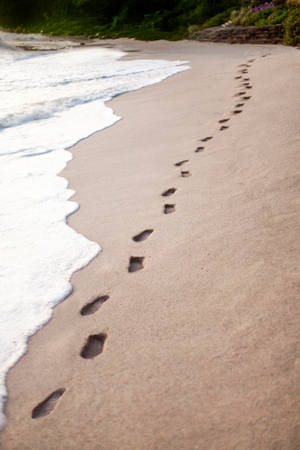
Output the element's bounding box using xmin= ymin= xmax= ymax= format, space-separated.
xmin=0 ymin=40 xmax=185 ymax=429
xmin=2 ymin=40 xmax=300 ymax=449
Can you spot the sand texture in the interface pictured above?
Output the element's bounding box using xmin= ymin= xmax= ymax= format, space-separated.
xmin=1 ymin=40 xmax=300 ymax=450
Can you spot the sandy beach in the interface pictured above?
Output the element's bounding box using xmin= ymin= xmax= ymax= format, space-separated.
xmin=1 ymin=39 xmax=300 ymax=449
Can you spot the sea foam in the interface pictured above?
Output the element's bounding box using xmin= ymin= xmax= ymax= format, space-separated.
xmin=0 ymin=35 xmax=188 ymax=427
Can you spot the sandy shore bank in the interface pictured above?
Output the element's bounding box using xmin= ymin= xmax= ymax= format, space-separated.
xmin=1 ymin=40 xmax=300 ymax=449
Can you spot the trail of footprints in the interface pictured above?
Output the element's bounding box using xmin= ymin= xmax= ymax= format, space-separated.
xmin=80 ymin=333 xmax=107 ymax=359
xmin=80 ymin=295 xmax=109 ymax=316
xmin=133 ymin=229 xmax=153 ymax=242
xmin=31 ymin=56 xmax=257 ymax=420
xmin=32 ymin=389 xmax=65 ymax=419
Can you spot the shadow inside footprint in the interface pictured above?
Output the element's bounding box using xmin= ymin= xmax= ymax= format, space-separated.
xmin=220 ymin=126 xmax=229 ymax=131
xmin=80 ymin=295 xmax=109 ymax=316
xmin=235 ymin=76 xmax=242 ymax=79
xmin=128 ymin=256 xmax=144 ymax=272
xmin=80 ymin=333 xmax=107 ymax=359
xmin=233 ymin=110 xmax=242 ymax=114
xmin=235 ymin=91 xmax=246 ymax=97
xmin=201 ymin=136 xmax=213 ymax=142
xmin=32 ymin=389 xmax=65 ymax=419
xmin=181 ymin=171 xmax=191 ymax=177
xmin=162 ymin=188 xmax=176 ymax=197
xmin=174 ymin=160 xmax=189 ymax=167
xmin=164 ymin=204 xmax=175 ymax=214
xmin=195 ymin=146 xmax=204 ymax=153
xmin=219 ymin=119 xmax=229 ymax=124
xmin=133 ymin=229 xmax=153 ymax=242
xmin=243 ymin=96 xmax=251 ymax=100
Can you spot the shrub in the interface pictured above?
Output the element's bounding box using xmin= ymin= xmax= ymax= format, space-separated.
xmin=201 ymin=9 xmax=234 ymax=28
xmin=266 ymin=6 xmax=288 ymax=23
xmin=188 ymin=24 xmax=201 ymax=33
xmin=231 ymin=6 xmax=253 ymax=25
xmin=284 ymin=6 xmax=300 ymax=44
xmin=231 ymin=3 xmax=289 ymax=26
xmin=188 ymin=0 xmax=239 ymax=24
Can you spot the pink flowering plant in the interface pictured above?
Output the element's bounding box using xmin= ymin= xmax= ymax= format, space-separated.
xmin=230 ymin=0 xmax=299 ymax=45
xmin=252 ymin=2 xmax=275 ymax=12
xmin=231 ymin=0 xmax=289 ymax=26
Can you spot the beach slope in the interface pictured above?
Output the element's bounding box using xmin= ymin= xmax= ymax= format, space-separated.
xmin=1 ymin=40 xmax=300 ymax=450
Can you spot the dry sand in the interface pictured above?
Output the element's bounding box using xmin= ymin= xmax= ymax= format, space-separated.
xmin=1 ymin=40 xmax=300 ymax=450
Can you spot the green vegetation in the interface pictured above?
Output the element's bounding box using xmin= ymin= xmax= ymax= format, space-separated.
xmin=231 ymin=1 xmax=300 ymax=44
xmin=0 ymin=0 xmax=299 ymax=44
xmin=202 ymin=9 xmax=236 ymax=28
xmin=284 ymin=6 xmax=300 ymax=44
xmin=0 ymin=0 xmax=241 ymax=39
xmin=231 ymin=5 xmax=288 ymax=27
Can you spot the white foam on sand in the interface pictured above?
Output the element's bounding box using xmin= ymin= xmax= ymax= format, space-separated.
xmin=0 ymin=35 xmax=189 ymax=428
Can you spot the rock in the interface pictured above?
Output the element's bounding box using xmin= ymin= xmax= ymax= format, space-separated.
xmin=190 ymin=25 xmax=284 ymax=44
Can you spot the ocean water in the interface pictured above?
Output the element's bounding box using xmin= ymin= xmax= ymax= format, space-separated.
xmin=0 ymin=33 xmax=188 ymax=427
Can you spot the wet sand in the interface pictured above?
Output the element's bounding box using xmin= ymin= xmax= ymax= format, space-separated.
xmin=1 ymin=40 xmax=300 ymax=449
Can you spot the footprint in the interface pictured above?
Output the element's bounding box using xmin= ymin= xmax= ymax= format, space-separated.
xmin=220 ymin=126 xmax=229 ymax=131
xmin=246 ymin=86 xmax=252 ymax=89
xmin=128 ymin=256 xmax=144 ymax=272
xmin=162 ymin=187 xmax=176 ymax=197
xmin=243 ymin=96 xmax=251 ymax=100
xmin=235 ymin=103 xmax=244 ymax=107
xmin=195 ymin=146 xmax=205 ymax=153
xmin=243 ymin=77 xmax=250 ymax=81
xmin=164 ymin=204 xmax=175 ymax=214
xmin=248 ymin=59 xmax=255 ymax=63
xmin=32 ymin=389 xmax=65 ymax=419
xmin=133 ymin=229 xmax=153 ymax=242
xmin=201 ymin=136 xmax=213 ymax=142
xmin=233 ymin=110 xmax=242 ymax=114
xmin=235 ymin=91 xmax=246 ymax=97
xmin=174 ymin=160 xmax=189 ymax=167
xmin=235 ymin=76 xmax=242 ymax=79
xmin=80 ymin=295 xmax=109 ymax=316
xmin=238 ymin=64 xmax=250 ymax=68
xmin=219 ymin=119 xmax=230 ymax=123
xmin=181 ymin=170 xmax=191 ymax=177
xmin=80 ymin=333 xmax=107 ymax=359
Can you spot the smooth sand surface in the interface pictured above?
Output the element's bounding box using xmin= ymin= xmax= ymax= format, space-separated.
xmin=1 ymin=40 xmax=300 ymax=450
